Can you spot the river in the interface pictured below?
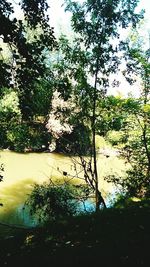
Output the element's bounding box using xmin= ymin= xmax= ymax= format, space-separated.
xmin=0 ymin=150 xmax=126 ymax=227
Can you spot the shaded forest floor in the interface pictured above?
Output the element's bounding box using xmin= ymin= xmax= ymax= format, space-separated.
xmin=0 ymin=206 xmax=150 ymax=267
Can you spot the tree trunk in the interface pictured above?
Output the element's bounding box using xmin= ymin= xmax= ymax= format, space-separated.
xmin=92 ymin=65 xmax=106 ymax=212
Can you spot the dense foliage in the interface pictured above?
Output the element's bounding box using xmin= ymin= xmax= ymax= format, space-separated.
xmin=25 ymin=181 xmax=91 ymax=223
xmin=105 ymin=97 xmax=150 ymax=198
xmin=0 ymin=0 xmax=149 ymax=209
xmin=0 ymin=0 xmax=57 ymax=151
xmin=104 ymin=24 xmax=150 ymax=199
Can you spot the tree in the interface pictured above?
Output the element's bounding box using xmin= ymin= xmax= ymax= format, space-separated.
xmin=126 ymin=28 xmax=150 ymax=179
xmin=108 ymin=27 xmax=150 ymax=198
xmin=45 ymin=35 xmax=92 ymax=153
xmin=0 ymin=162 xmax=4 ymax=206
xmin=105 ymin=97 xmax=150 ymax=198
xmin=63 ymin=0 xmax=144 ymax=211
xmin=0 ymin=0 xmax=57 ymax=119
xmin=25 ymin=180 xmax=89 ymax=223
xmin=0 ymin=1 xmax=58 ymax=152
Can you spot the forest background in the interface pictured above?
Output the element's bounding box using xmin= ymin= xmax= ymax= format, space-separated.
xmin=0 ymin=0 xmax=150 ymax=213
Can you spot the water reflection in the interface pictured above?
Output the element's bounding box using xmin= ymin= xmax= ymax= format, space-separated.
xmin=0 ymin=150 xmax=125 ymax=227
xmin=17 ymin=204 xmax=38 ymax=227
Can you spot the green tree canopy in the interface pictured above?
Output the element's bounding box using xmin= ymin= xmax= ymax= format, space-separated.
xmin=63 ymin=0 xmax=144 ymax=210
xmin=0 ymin=0 xmax=57 ymax=119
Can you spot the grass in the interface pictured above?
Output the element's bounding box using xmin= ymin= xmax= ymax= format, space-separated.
xmin=0 ymin=205 xmax=150 ymax=267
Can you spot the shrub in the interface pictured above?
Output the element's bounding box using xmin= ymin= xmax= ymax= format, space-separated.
xmin=95 ymin=135 xmax=108 ymax=150
xmin=106 ymin=130 xmax=125 ymax=146
xmin=25 ymin=182 xmax=81 ymax=224
xmin=56 ymin=124 xmax=92 ymax=155
xmin=112 ymin=193 xmax=150 ymax=209
xmin=6 ymin=124 xmax=30 ymax=152
xmin=6 ymin=122 xmax=51 ymax=152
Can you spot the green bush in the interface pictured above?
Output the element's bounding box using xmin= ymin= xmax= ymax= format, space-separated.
xmin=95 ymin=135 xmax=108 ymax=150
xmin=0 ymin=123 xmax=8 ymax=148
xmin=106 ymin=130 xmax=125 ymax=146
xmin=112 ymin=193 xmax=150 ymax=209
xmin=25 ymin=182 xmax=81 ymax=224
xmin=56 ymin=124 xmax=92 ymax=155
xmin=28 ymin=123 xmax=51 ymax=152
xmin=0 ymin=88 xmax=22 ymax=149
xmin=0 ymin=89 xmax=21 ymax=118
xmin=5 ymin=122 xmax=51 ymax=152
xmin=6 ymin=124 xmax=30 ymax=152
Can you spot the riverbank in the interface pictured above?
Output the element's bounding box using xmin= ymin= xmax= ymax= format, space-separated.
xmin=0 ymin=206 xmax=149 ymax=267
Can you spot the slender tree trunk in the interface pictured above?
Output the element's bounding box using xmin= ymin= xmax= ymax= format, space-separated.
xmin=92 ymin=85 xmax=99 ymax=211
xmin=92 ymin=63 xmax=106 ymax=212
xmin=143 ymin=66 xmax=150 ymax=177
xmin=143 ymin=55 xmax=150 ymax=178
xmin=143 ymin=125 xmax=150 ymax=176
